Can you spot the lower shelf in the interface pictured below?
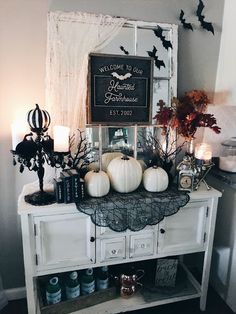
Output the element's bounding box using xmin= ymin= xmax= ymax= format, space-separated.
xmin=38 ymin=264 xmax=201 ymax=314
xmin=74 ymin=266 xmax=201 ymax=314
xmin=38 ymin=286 xmax=117 ymax=314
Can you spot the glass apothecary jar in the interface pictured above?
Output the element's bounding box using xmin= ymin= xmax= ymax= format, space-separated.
xmin=219 ymin=137 xmax=236 ymax=172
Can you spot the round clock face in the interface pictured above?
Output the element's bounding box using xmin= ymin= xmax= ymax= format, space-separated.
xmin=180 ymin=175 xmax=192 ymax=189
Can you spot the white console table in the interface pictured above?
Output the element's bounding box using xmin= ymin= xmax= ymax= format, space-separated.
xmin=18 ymin=184 xmax=221 ymax=314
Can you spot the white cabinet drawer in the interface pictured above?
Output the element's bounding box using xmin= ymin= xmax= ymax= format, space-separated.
xmin=100 ymin=237 xmax=126 ymax=262
xmin=99 ymin=226 xmax=126 ymax=236
xmin=98 ymin=225 xmax=154 ymax=236
xmin=129 ymin=233 xmax=155 ymax=258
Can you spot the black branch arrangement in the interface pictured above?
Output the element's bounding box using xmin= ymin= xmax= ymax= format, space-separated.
xmin=139 ymin=128 xmax=186 ymax=184
xmin=65 ymin=129 xmax=94 ymax=171
xmin=140 ymin=128 xmax=184 ymax=169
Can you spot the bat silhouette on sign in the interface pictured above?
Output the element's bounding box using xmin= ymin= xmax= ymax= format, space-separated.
xmin=120 ymin=45 xmax=129 ymax=55
xmin=111 ymin=72 xmax=132 ymax=81
xmin=153 ymin=26 xmax=173 ymax=50
xmin=147 ymin=46 xmax=165 ymax=70
xmin=196 ymin=0 xmax=214 ymax=35
xmin=179 ymin=10 xmax=193 ymax=31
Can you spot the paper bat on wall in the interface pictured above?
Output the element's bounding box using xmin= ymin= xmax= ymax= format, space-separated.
xmin=147 ymin=46 xmax=165 ymax=70
xmin=179 ymin=10 xmax=193 ymax=31
xmin=196 ymin=0 xmax=214 ymax=35
xmin=153 ymin=26 xmax=173 ymax=50
xmin=111 ymin=72 xmax=132 ymax=81
xmin=120 ymin=45 xmax=129 ymax=55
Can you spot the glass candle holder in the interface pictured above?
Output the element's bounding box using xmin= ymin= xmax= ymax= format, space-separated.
xmin=194 ymin=143 xmax=212 ymax=165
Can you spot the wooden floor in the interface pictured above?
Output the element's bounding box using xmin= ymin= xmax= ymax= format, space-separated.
xmin=0 ymin=286 xmax=234 ymax=314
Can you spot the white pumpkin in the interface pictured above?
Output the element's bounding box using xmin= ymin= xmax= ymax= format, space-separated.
xmin=143 ymin=166 xmax=169 ymax=192
xmin=101 ymin=152 xmax=123 ymax=172
xmin=107 ymin=155 xmax=142 ymax=193
xmin=87 ymin=161 xmax=99 ymax=172
xmin=84 ymin=170 xmax=110 ymax=197
xmin=137 ymin=159 xmax=147 ymax=172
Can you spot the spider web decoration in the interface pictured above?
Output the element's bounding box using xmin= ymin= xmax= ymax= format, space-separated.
xmin=76 ymin=187 xmax=190 ymax=232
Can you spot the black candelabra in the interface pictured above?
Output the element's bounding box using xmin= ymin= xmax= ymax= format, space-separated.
xmin=11 ymin=104 xmax=69 ymax=205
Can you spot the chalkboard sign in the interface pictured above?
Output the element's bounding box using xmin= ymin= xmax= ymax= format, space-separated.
xmin=155 ymin=259 xmax=178 ymax=288
xmin=89 ymin=53 xmax=153 ymax=124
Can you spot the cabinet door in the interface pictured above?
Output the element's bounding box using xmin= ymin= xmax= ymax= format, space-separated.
xmin=158 ymin=202 xmax=208 ymax=255
xmin=34 ymin=213 xmax=95 ymax=269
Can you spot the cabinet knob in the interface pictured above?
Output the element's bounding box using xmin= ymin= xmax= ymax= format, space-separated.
xmin=90 ymin=236 xmax=95 ymax=242
xmin=160 ymin=228 xmax=166 ymax=234
xmin=111 ymin=249 xmax=118 ymax=255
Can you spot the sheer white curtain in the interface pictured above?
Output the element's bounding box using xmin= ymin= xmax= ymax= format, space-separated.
xmin=46 ymin=11 xmax=126 ymax=132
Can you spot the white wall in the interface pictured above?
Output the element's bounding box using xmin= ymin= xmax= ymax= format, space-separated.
xmin=202 ymin=0 xmax=236 ymax=155
xmin=214 ymin=0 xmax=236 ymax=106
xmin=0 ymin=0 xmax=224 ymax=289
xmin=0 ymin=0 xmax=49 ymax=289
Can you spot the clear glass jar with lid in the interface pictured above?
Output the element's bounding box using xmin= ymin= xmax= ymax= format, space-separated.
xmin=219 ymin=137 xmax=236 ymax=172
xmin=221 ymin=137 xmax=236 ymax=157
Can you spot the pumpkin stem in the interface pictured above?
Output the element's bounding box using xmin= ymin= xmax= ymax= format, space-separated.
xmin=121 ymin=155 xmax=130 ymax=160
xmin=153 ymin=165 xmax=158 ymax=169
xmin=35 ymin=103 xmax=39 ymax=109
xmin=93 ymin=169 xmax=100 ymax=173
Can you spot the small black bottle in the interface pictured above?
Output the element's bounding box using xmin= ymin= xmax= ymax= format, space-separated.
xmin=96 ymin=266 xmax=109 ymax=290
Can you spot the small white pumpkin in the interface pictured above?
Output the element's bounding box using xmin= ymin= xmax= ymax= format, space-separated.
xmin=107 ymin=155 xmax=142 ymax=193
xmin=101 ymin=152 xmax=123 ymax=172
xmin=143 ymin=166 xmax=169 ymax=192
xmin=84 ymin=170 xmax=110 ymax=197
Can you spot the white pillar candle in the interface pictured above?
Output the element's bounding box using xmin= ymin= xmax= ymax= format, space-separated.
xmin=194 ymin=143 xmax=212 ymax=162
xmin=11 ymin=122 xmax=28 ymax=150
xmin=53 ymin=126 xmax=70 ymax=152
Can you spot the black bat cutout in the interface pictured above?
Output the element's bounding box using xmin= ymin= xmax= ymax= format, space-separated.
xmin=147 ymin=45 xmax=165 ymax=70
xmin=120 ymin=45 xmax=129 ymax=55
xmin=179 ymin=10 xmax=193 ymax=31
xmin=153 ymin=26 xmax=173 ymax=50
xmin=196 ymin=0 xmax=214 ymax=35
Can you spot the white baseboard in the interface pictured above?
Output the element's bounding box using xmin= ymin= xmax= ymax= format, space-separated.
xmin=5 ymin=286 xmax=26 ymax=300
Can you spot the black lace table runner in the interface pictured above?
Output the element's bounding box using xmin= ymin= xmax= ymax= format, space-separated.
xmin=76 ymin=187 xmax=190 ymax=232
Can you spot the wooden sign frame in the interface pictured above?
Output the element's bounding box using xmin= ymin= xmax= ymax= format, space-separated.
xmin=88 ymin=53 xmax=153 ymax=125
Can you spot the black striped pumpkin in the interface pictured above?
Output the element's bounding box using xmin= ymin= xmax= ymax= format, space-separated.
xmin=27 ymin=104 xmax=51 ymax=133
